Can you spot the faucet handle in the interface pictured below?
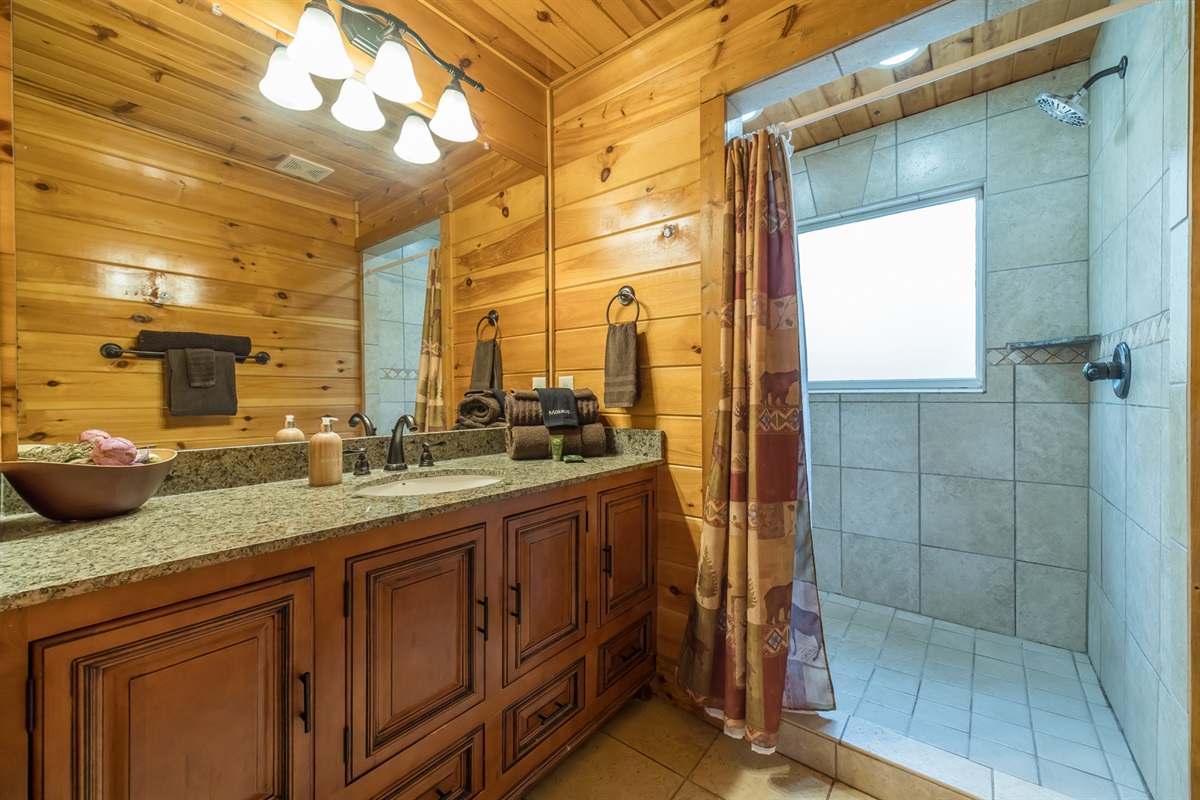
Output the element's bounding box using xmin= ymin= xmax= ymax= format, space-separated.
xmin=343 ymin=447 xmax=370 ymax=476
xmin=418 ymin=441 xmax=446 ymax=468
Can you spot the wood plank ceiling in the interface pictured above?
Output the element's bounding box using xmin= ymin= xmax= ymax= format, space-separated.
xmin=747 ymin=0 xmax=1109 ymax=150
xmin=418 ymin=0 xmax=694 ymax=83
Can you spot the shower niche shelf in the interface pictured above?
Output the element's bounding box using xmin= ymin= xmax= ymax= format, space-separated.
xmin=1004 ymin=334 xmax=1098 ymax=349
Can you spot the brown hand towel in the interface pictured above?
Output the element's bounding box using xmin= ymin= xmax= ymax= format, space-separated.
xmin=505 ymin=423 xmax=607 ymax=460
xmin=469 ymin=339 xmax=503 ymax=392
xmin=165 ymin=349 xmax=237 ymax=416
xmin=604 ymin=322 xmax=638 ymax=408
xmin=184 ymin=348 xmax=216 ymax=388
xmin=506 ymin=389 xmax=599 ymax=427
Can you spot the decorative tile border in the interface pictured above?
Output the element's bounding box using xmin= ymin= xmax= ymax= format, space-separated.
xmin=1099 ymin=310 xmax=1169 ymax=352
xmin=986 ymin=344 xmax=1091 ymax=366
xmin=379 ymin=368 xmax=419 ymax=380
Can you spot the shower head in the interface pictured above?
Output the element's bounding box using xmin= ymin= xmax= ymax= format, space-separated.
xmin=1036 ymin=55 xmax=1128 ymax=128
xmin=1036 ymin=92 xmax=1090 ymax=126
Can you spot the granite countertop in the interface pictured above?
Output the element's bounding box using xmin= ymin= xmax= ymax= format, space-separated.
xmin=0 ymin=451 xmax=663 ymax=612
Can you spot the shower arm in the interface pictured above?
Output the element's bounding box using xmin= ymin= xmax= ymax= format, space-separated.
xmin=1072 ymin=56 xmax=1129 ymax=101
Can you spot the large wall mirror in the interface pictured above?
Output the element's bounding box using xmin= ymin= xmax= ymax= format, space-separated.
xmin=6 ymin=0 xmax=548 ymax=450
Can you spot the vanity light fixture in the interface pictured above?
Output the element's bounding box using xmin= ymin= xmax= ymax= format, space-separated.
xmin=878 ymin=46 xmax=923 ymax=67
xmin=260 ymin=0 xmax=486 ymax=164
xmin=258 ymin=46 xmax=322 ymax=111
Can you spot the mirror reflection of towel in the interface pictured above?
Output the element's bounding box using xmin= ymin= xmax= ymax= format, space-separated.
xmin=165 ymin=349 xmax=237 ymax=416
xmin=469 ymin=339 xmax=503 ymax=392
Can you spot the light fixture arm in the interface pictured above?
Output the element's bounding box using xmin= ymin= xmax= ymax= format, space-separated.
xmin=329 ymin=0 xmax=486 ymax=93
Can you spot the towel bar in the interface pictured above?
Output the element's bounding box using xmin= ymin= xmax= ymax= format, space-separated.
xmin=99 ymin=343 xmax=271 ymax=364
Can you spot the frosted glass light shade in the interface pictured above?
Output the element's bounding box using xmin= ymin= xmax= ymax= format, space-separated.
xmin=288 ymin=0 xmax=354 ymax=80
xmin=394 ymin=115 xmax=440 ymax=164
xmin=428 ymin=79 xmax=478 ymax=142
xmin=332 ymin=77 xmax=386 ymax=131
xmin=366 ymin=37 xmax=421 ymax=104
xmin=259 ymin=46 xmax=322 ymax=111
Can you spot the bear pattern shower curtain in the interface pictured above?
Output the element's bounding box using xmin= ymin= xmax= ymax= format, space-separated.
xmin=413 ymin=247 xmax=446 ymax=432
xmin=676 ymin=128 xmax=833 ymax=753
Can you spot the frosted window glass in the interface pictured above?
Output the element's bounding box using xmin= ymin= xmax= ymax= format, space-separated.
xmin=797 ymin=195 xmax=980 ymax=387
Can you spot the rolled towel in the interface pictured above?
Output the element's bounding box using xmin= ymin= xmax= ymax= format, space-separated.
xmin=506 ymin=389 xmax=599 ymax=427
xmin=458 ymin=393 xmax=502 ymax=426
xmin=506 ymin=423 xmax=607 ymax=460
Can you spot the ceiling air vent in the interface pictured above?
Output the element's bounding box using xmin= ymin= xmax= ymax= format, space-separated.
xmin=274 ymin=154 xmax=335 ymax=183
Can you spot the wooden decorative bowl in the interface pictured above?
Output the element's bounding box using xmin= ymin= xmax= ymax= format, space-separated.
xmin=0 ymin=449 xmax=176 ymax=521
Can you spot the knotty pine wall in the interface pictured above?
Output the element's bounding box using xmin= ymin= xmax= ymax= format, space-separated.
xmin=12 ymin=93 xmax=361 ymax=448
xmin=547 ymin=0 xmax=945 ymax=672
xmin=448 ymin=174 xmax=548 ymax=399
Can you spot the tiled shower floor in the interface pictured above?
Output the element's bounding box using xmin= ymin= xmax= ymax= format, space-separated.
xmin=820 ymin=593 xmax=1148 ymax=800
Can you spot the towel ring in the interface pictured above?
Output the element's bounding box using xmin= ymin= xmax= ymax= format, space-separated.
xmin=606 ymin=285 xmax=640 ymax=326
xmin=475 ymin=309 xmax=500 ymax=342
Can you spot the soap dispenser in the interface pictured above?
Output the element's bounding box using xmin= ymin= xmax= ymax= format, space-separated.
xmin=308 ymin=416 xmax=343 ymax=486
xmin=274 ymin=414 xmax=306 ymax=443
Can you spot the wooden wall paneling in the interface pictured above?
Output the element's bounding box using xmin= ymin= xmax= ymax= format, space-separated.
xmin=0 ymin=0 xmax=15 ymax=460
xmin=453 ymin=295 xmax=547 ymax=344
xmin=417 ymin=0 xmax=566 ymax=83
xmin=555 ymin=316 xmax=700 ymax=371
xmin=555 ymin=215 xmax=699 ymax=291
xmin=553 ymin=109 xmax=700 ymax=208
xmin=698 ymin=95 xmax=724 ymax=498
xmin=554 ymin=162 xmax=700 ymax=249
xmin=553 ymin=264 xmax=700 ymax=331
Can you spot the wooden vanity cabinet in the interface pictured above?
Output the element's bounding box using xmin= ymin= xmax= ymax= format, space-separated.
xmin=2 ymin=467 xmax=657 ymax=800
xmin=30 ymin=571 xmax=315 ymax=800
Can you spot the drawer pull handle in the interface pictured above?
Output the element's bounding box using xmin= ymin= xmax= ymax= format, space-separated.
xmin=510 ymin=583 xmax=522 ymax=624
xmin=603 ymin=545 xmax=613 ymax=576
xmin=476 ymin=596 xmax=489 ymax=641
xmin=618 ymin=646 xmax=641 ymax=663
xmin=299 ymin=672 xmax=313 ymax=734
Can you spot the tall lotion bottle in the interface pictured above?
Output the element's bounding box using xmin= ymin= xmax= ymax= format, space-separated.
xmin=308 ymin=416 xmax=343 ymax=486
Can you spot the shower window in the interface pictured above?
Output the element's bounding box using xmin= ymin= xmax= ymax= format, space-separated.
xmin=796 ymin=189 xmax=983 ymax=392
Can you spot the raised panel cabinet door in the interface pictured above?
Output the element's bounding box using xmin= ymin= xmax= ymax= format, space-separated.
xmin=346 ymin=525 xmax=487 ymax=782
xmin=503 ymin=498 xmax=587 ymax=685
xmin=597 ymin=481 xmax=654 ymax=627
xmin=32 ymin=571 xmax=315 ymax=800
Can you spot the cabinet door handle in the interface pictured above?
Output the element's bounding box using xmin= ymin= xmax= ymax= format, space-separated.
xmin=476 ymin=597 xmax=489 ymax=641
xmin=299 ymin=672 xmax=313 ymax=734
xmin=510 ymin=583 xmax=522 ymax=624
xmin=603 ymin=545 xmax=613 ymax=576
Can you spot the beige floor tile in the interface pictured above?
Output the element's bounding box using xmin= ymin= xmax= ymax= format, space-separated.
xmin=524 ymin=732 xmax=683 ymax=800
xmin=690 ymin=734 xmax=834 ymax=800
xmin=671 ymin=781 xmax=723 ymax=800
xmin=602 ymin=695 xmax=721 ymax=775
xmin=830 ymin=781 xmax=878 ymax=800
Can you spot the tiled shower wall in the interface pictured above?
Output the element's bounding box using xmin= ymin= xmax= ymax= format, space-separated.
xmin=362 ymin=234 xmax=437 ymax=433
xmin=1084 ymin=3 xmax=1189 ymax=798
xmin=798 ymin=64 xmax=1095 ymax=651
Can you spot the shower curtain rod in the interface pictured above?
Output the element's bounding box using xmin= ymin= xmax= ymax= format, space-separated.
xmin=779 ymin=0 xmax=1150 ymax=134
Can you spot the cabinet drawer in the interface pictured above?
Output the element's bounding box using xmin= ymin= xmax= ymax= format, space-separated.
xmin=597 ymin=613 xmax=652 ymax=696
xmin=503 ymin=659 xmax=584 ymax=770
xmin=372 ymin=726 xmax=484 ymax=800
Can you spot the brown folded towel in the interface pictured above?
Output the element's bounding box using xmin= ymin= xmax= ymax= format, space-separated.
xmin=454 ymin=393 xmax=503 ymax=428
xmin=506 ymin=389 xmax=599 ymax=427
xmin=165 ymin=349 xmax=237 ymax=416
xmin=506 ymin=423 xmax=607 ymax=460
xmin=604 ymin=322 xmax=638 ymax=408
xmin=469 ymin=338 xmax=503 ymax=392
xmin=185 ymin=348 xmax=216 ymax=388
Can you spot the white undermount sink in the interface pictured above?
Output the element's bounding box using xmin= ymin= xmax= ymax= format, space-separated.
xmin=357 ymin=473 xmax=502 ymax=497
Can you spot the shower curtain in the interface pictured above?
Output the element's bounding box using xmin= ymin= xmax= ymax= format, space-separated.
xmin=413 ymin=247 xmax=446 ymax=432
xmin=676 ymin=128 xmax=833 ymax=753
